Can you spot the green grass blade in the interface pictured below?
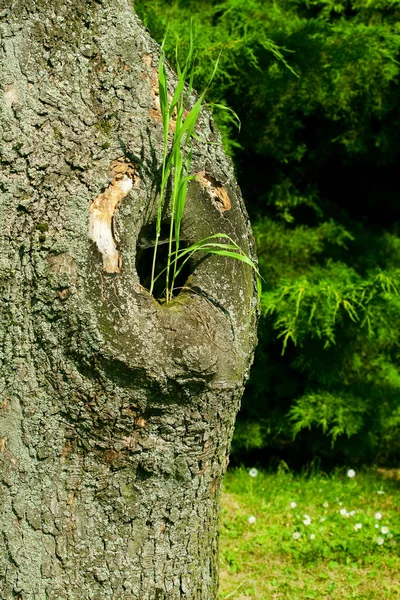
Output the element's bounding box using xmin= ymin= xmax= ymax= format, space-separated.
xmin=158 ymin=54 xmax=169 ymax=137
xmin=207 ymin=102 xmax=241 ymax=132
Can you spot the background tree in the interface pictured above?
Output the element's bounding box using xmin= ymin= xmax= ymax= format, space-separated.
xmin=137 ymin=0 xmax=400 ymax=465
xmin=0 ymin=1 xmax=258 ymax=598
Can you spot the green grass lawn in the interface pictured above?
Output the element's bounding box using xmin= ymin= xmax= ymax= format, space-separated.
xmin=219 ymin=466 xmax=400 ymax=599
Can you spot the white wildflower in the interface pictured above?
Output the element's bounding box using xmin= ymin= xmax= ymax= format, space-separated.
xmin=377 ymin=490 xmax=385 ymax=495
xmin=375 ymin=524 xmax=379 ymax=529
xmin=347 ymin=469 xmax=356 ymax=478
xmin=374 ymin=512 xmax=382 ymax=520
xmin=292 ymin=532 xmax=301 ymax=540
xmin=249 ymin=468 xmax=258 ymax=478
xmin=377 ymin=537 xmax=384 ymax=545
xmin=290 ymin=501 xmax=297 ymax=509
xmin=247 ymin=516 xmax=256 ymax=525
xmin=323 ymin=502 xmax=329 ymax=508
xmin=354 ymin=523 xmax=362 ymax=531
xmin=310 ymin=534 xmax=315 ymax=540
xmin=340 ymin=508 xmax=348 ymax=516
xmin=349 ymin=510 xmax=356 ymax=516
xmin=381 ymin=526 xmax=389 ymax=535
xmin=303 ymin=514 xmax=311 ymax=526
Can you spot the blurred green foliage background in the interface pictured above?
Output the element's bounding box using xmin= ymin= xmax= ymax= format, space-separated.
xmin=135 ymin=0 xmax=400 ymax=467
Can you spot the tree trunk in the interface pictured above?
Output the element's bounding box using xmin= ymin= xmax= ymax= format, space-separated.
xmin=0 ymin=1 xmax=258 ymax=598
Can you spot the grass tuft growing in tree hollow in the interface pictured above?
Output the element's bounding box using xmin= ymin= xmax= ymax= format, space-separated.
xmin=150 ymin=23 xmax=260 ymax=302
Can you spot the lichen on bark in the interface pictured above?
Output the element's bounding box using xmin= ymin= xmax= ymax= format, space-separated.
xmin=0 ymin=1 xmax=258 ymax=598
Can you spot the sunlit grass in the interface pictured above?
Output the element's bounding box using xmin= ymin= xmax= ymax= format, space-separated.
xmin=220 ymin=466 xmax=400 ymax=599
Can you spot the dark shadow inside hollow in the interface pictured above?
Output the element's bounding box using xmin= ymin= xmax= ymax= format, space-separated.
xmin=136 ymin=222 xmax=192 ymax=300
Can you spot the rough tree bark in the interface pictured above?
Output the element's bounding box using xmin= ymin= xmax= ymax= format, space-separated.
xmin=0 ymin=1 xmax=258 ymax=598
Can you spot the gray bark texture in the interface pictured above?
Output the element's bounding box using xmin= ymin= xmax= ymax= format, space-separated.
xmin=0 ymin=1 xmax=258 ymax=598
